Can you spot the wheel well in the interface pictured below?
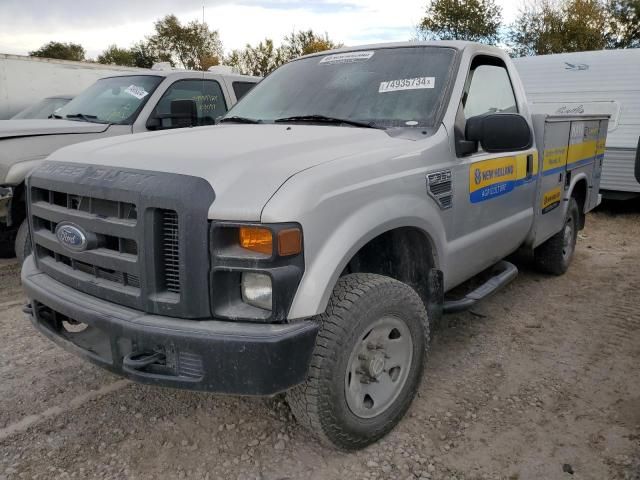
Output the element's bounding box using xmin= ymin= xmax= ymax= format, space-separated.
xmin=571 ymin=179 xmax=588 ymax=230
xmin=343 ymin=227 xmax=436 ymax=307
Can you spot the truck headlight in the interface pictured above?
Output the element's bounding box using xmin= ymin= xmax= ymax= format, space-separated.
xmin=241 ymin=272 xmax=272 ymax=310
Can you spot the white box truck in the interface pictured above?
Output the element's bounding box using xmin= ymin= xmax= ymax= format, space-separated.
xmin=514 ymin=49 xmax=640 ymax=199
xmin=0 ymin=54 xmax=146 ymax=119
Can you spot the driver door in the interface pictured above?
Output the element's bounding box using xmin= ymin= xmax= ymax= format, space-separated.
xmin=449 ymin=56 xmax=538 ymax=279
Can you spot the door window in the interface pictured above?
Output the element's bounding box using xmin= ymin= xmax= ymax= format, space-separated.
xmin=154 ymin=79 xmax=227 ymax=128
xmin=464 ymin=63 xmax=517 ymax=118
xmin=232 ymin=81 xmax=256 ymax=100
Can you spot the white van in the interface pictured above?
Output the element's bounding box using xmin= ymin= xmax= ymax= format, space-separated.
xmin=514 ymin=49 xmax=640 ymax=199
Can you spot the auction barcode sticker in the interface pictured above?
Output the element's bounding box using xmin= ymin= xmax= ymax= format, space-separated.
xmin=319 ymin=51 xmax=375 ymax=65
xmin=379 ymin=77 xmax=435 ymax=93
xmin=124 ymin=85 xmax=149 ymax=100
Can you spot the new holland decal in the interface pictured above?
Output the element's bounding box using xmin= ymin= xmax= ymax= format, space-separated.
xmin=469 ymin=157 xmax=517 ymax=203
xmin=542 ymin=186 xmax=562 ymax=214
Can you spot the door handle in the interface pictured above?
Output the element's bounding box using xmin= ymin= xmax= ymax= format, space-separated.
xmin=526 ymin=154 xmax=534 ymax=178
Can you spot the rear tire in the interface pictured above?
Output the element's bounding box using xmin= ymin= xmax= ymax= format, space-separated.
xmin=287 ymin=273 xmax=428 ymax=450
xmin=15 ymin=220 xmax=32 ymax=265
xmin=534 ymin=197 xmax=580 ymax=275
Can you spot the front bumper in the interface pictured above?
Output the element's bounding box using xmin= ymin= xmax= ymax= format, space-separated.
xmin=22 ymin=256 xmax=318 ymax=396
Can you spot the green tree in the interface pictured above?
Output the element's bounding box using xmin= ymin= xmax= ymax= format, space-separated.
xmin=97 ymin=45 xmax=136 ymax=66
xmin=226 ymin=30 xmax=341 ymax=77
xmin=29 ymin=41 xmax=86 ymax=61
xmin=508 ymin=0 xmax=609 ymax=56
xmin=606 ymin=0 xmax=640 ymax=48
xmin=147 ymin=14 xmax=223 ymax=70
xmin=226 ymin=39 xmax=286 ymax=77
xmin=417 ymin=0 xmax=503 ymax=44
xmin=130 ymin=41 xmax=160 ymax=69
xmin=281 ymin=30 xmax=342 ymax=59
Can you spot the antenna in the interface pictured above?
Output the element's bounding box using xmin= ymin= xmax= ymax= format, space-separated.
xmin=202 ymin=2 xmax=206 ymax=78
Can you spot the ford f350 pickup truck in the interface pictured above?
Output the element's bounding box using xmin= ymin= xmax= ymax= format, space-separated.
xmin=0 ymin=69 xmax=259 ymax=261
xmin=22 ymin=42 xmax=608 ymax=450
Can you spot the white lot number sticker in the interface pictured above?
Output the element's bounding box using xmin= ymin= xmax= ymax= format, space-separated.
xmin=319 ymin=51 xmax=375 ymax=65
xmin=124 ymin=84 xmax=149 ymax=100
xmin=379 ymin=77 xmax=435 ymax=93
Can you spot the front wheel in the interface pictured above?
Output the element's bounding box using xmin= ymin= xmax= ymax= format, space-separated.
xmin=15 ymin=219 xmax=32 ymax=265
xmin=534 ymin=197 xmax=580 ymax=275
xmin=287 ymin=273 xmax=428 ymax=450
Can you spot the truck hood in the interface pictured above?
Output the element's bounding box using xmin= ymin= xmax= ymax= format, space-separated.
xmin=0 ymin=119 xmax=110 ymax=139
xmin=48 ymin=124 xmax=409 ymax=221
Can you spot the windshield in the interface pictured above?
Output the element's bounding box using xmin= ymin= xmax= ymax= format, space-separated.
xmin=56 ymin=75 xmax=163 ymax=125
xmin=12 ymin=97 xmax=71 ymax=119
xmin=227 ymin=47 xmax=456 ymax=128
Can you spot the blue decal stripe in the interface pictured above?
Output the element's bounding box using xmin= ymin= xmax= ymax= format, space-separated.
xmin=514 ymin=174 xmax=538 ymax=187
xmin=470 ymin=181 xmax=515 ymax=204
xmin=542 ymin=166 xmax=566 ymax=177
xmin=567 ymin=156 xmax=595 ymax=170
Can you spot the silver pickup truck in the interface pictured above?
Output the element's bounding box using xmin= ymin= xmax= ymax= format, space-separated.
xmin=0 ymin=69 xmax=259 ymax=260
xmin=22 ymin=41 xmax=608 ymax=450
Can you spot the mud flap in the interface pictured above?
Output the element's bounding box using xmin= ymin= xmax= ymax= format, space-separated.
xmin=426 ymin=268 xmax=444 ymax=328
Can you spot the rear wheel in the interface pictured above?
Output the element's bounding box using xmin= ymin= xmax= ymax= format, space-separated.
xmin=287 ymin=273 xmax=428 ymax=450
xmin=534 ymin=197 xmax=580 ymax=275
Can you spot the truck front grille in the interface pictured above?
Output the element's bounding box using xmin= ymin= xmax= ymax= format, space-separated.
xmin=27 ymin=162 xmax=215 ymax=319
xmin=29 ymin=186 xmax=180 ymax=310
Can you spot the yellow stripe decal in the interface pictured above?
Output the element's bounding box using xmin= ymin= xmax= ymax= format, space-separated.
xmin=469 ymin=151 xmax=537 ymax=204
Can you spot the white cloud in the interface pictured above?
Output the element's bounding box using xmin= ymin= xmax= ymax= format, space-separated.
xmin=0 ymin=0 xmax=521 ymax=59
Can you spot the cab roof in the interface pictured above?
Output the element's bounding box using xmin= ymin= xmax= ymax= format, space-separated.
xmin=100 ymin=69 xmax=260 ymax=83
xmin=299 ymin=40 xmax=506 ymax=60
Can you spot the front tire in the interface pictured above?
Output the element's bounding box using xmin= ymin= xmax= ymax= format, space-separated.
xmin=287 ymin=273 xmax=428 ymax=450
xmin=15 ymin=219 xmax=32 ymax=265
xmin=534 ymin=197 xmax=580 ymax=275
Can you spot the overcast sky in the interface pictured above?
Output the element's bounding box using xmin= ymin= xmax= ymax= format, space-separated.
xmin=0 ymin=0 xmax=523 ymax=59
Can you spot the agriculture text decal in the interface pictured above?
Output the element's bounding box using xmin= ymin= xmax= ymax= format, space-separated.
xmin=469 ymin=157 xmax=517 ymax=203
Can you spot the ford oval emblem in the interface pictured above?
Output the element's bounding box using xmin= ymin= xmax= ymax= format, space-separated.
xmin=55 ymin=223 xmax=88 ymax=252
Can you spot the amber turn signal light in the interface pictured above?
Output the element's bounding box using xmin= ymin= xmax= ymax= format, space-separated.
xmin=278 ymin=228 xmax=302 ymax=256
xmin=239 ymin=227 xmax=273 ymax=255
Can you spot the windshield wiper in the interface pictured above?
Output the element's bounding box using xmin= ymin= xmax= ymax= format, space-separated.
xmin=274 ymin=115 xmax=382 ymax=129
xmin=66 ymin=113 xmax=107 ymax=124
xmin=220 ymin=116 xmax=262 ymax=124
xmin=51 ymin=113 xmax=63 ymax=119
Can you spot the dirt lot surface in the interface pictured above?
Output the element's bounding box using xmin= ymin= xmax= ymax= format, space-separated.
xmin=1 ymin=201 xmax=639 ymax=480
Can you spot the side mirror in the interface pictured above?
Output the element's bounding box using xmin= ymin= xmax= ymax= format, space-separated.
xmin=146 ymin=116 xmax=161 ymax=130
xmin=169 ymin=99 xmax=198 ymax=128
xmin=146 ymin=99 xmax=198 ymax=130
xmin=465 ymin=113 xmax=532 ymax=153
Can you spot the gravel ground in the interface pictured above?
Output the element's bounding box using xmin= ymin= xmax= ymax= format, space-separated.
xmin=1 ymin=200 xmax=639 ymax=480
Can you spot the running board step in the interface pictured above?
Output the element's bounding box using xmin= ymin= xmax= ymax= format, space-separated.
xmin=442 ymin=261 xmax=518 ymax=314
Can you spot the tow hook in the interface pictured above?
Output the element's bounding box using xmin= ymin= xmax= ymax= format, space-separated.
xmin=123 ymin=351 xmax=166 ymax=370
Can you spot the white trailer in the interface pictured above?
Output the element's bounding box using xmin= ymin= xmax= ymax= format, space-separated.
xmin=0 ymin=54 xmax=146 ymax=119
xmin=514 ymin=49 xmax=640 ymax=198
